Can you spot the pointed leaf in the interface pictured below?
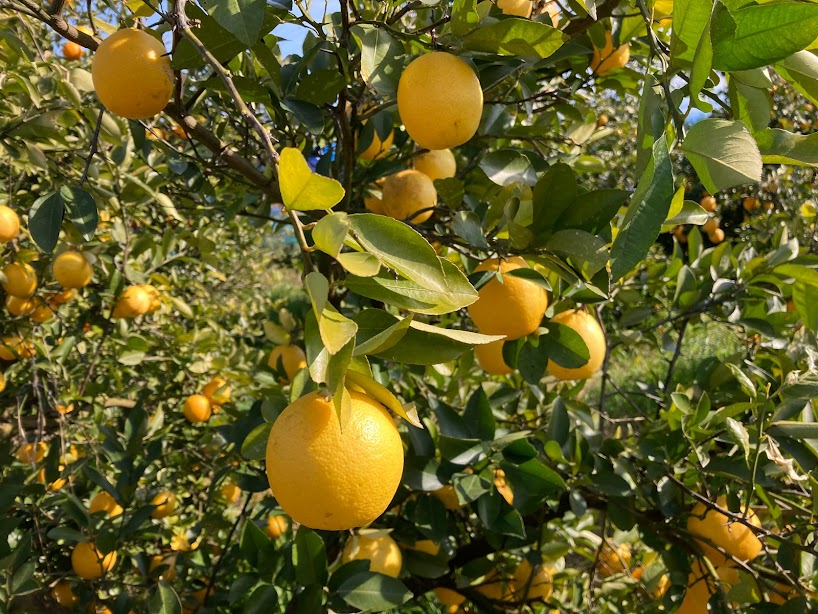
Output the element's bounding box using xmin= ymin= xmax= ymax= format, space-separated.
xmin=682 ymin=119 xmax=762 ymax=195
xmin=279 ymin=148 xmax=345 ymax=211
xmin=344 ymin=370 xmax=422 ymax=428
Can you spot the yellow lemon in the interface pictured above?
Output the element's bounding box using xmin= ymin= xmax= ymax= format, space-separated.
xmin=2 ymin=262 xmax=37 ymax=298
xmin=546 ymin=309 xmax=607 ymax=380
xmin=267 ymin=345 xmax=307 ymax=382
xmin=596 ymin=541 xmax=631 ymax=577
xmin=591 ymin=31 xmax=631 ymax=76
xmin=380 ymin=170 xmax=437 ymax=223
xmin=89 ymin=491 xmax=123 ymax=517
xmin=0 ymin=205 xmax=20 ymax=243
xmin=687 ymin=496 xmax=762 ymax=565
xmin=513 ymin=559 xmax=553 ymax=601
xmin=71 ymin=542 xmax=117 ymax=580
xmin=475 ymin=340 xmax=513 ymax=375
xmin=52 ymin=251 xmax=93 ymax=289
xmin=341 ymin=533 xmax=403 ymax=577
xmin=183 ymin=394 xmax=212 ymax=423
xmin=413 ymin=149 xmax=457 ymax=182
xmin=202 ymin=376 xmax=231 ymax=405
xmin=150 ymin=490 xmax=177 ymax=519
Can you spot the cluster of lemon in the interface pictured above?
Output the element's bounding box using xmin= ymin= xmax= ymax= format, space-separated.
xmin=182 ymin=376 xmax=232 ymax=423
xmin=111 ymin=283 xmax=162 ymax=318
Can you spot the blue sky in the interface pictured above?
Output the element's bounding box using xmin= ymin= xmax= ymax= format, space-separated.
xmin=274 ymin=0 xmax=340 ymax=57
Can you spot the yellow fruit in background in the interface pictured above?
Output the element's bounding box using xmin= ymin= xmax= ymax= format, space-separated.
xmin=591 ymin=31 xmax=631 ymax=76
xmin=703 ymin=218 xmax=719 ymax=234
xmin=546 ymin=309 xmax=607 ymax=380
xmin=89 ymin=491 xmax=123 ymax=517
xmin=493 ymin=469 xmax=514 ymax=505
xmin=6 ymin=295 xmax=34 ymax=317
xmin=433 ymin=587 xmax=466 ymax=606
xmin=183 ymin=394 xmax=212 ymax=423
xmin=0 ymin=372 xmax=5 ymax=394
xmin=92 ymin=29 xmax=174 ymax=119
xmin=17 ymin=441 xmax=48 ymax=464
xmin=51 ymin=580 xmax=78 ymax=606
xmin=53 ymin=251 xmax=93 ymax=289
xmin=380 ymin=170 xmax=437 ymax=223
xmin=342 ymin=534 xmax=403 ymax=577
xmin=709 ymin=228 xmax=725 ymax=244
xmin=151 ymin=491 xmax=177 ymax=519
xmin=29 ymin=298 xmax=54 ymax=323
xmin=596 ymin=541 xmax=631 ymax=577
xmin=0 ymin=336 xmax=35 ymax=361
xmin=476 ymin=570 xmax=515 ymax=601
xmin=267 ymin=345 xmax=307 ymax=382
xmin=203 ymin=376 xmax=231 ymax=405
xmin=397 ymin=52 xmax=484 ymax=150
xmin=475 ymin=340 xmax=513 ymax=375
xmin=39 ymin=465 xmax=67 ymax=491
xmin=359 ymin=123 xmax=394 ymax=161
xmin=700 ymin=195 xmax=717 ymax=212
xmin=743 ymin=196 xmax=760 ymax=212
xmin=149 ymin=554 xmax=177 ymax=581
xmin=687 ymin=496 xmax=762 ymax=565
xmin=676 ymin=560 xmax=739 ymax=614
xmin=468 ymin=257 xmax=548 ymax=339
xmin=497 ymin=0 xmax=532 ymax=16
xmin=220 ymin=480 xmax=241 ymax=503
xmin=0 ymin=205 xmax=20 ymax=243
xmin=141 ymin=284 xmax=161 ymax=312
xmin=407 ymin=540 xmax=441 ymax=556
xmin=265 ymin=390 xmax=404 ymax=530
xmin=413 ymin=149 xmax=457 ymax=182
xmin=266 ymin=515 xmax=289 ymax=539
xmin=56 ymin=402 xmax=75 ymax=415
xmin=112 ymin=285 xmax=152 ymax=318
xmin=432 ymin=485 xmax=462 ymax=510
xmin=513 ymin=559 xmax=553 ymax=601
xmin=47 ymin=288 xmax=76 ymax=306
xmin=2 ymin=262 xmax=37 ymax=298
xmin=71 ymin=542 xmax=117 ymax=579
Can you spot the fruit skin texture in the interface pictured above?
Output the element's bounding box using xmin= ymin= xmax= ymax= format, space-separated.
xmin=29 ymin=298 xmax=54 ymax=323
xmin=265 ymin=390 xmax=404 ymax=530
xmin=513 ymin=559 xmax=553 ymax=601
xmin=687 ymin=496 xmax=762 ymax=565
xmin=6 ymin=295 xmax=34 ymax=317
xmin=92 ymin=29 xmax=173 ymax=119
xmin=546 ymin=309 xmax=607 ymax=380
xmin=596 ymin=541 xmax=631 ymax=577
xmin=703 ymin=218 xmax=719 ymax=234
xmin=112 ymin=285 xmax=153 ymax=318
xmin=413 ymin=149 xmax=457 ymax=182
xmin=590 ymin=31 xmax=631 ymax=76
xmin=267 ymin=345 xmax=307 ymax=382
xmin=359 ymin=124 xmax=394 ymax=161
xmin=497 ymin=0 xmax=532 ymax=16
xmin=468 ymin=257 xmax=548 ymax=339
xmin=89 ymin=491 xmax=123 ymax=517
xmin=397 ymin=52 xmax=484 ymax=150
xmin=63 ymin=41 xmax=83 ymax=60
xmin=203 ymin=376 xmax=231 ymax=405
xmin=475 ymin=340 xmax=513 ymax=375
xmin=52 ymin=580 xmax=78 ymax=606
xmin=150 ymin=491 xmax=177 ymax=519
xmin=2 ymin=262 xmax=37 ymax=298
xmin=266 ymin=515 xmax=289 ymax=539
xmin=380 ymin=170 xmax=437 ymax=223
xmin=53 ymin=251 xmax=93 ymax=289
xmin=0 ymin=205 xmax=20 ymax=242
xmin=341 ymin=534 xmax=403 ymax=577
xmin=72 ymin=542 xmax=117 ymax=579
xmin=183 ymin=394 xmax=212 ymax=423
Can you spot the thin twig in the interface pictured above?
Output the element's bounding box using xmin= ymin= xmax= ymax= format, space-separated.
xmin=80 ymin=108 xmax=105 ymax=186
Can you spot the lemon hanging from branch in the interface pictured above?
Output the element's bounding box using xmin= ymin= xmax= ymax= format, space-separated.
xmin=279 ymin=148 xmax=345 ymax=211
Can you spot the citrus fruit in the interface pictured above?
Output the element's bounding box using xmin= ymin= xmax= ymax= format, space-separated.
xmin=56 ymin=402 xmax=75 ymax=415
xmin=476 ymin=569 xmax=515 ymax=601
xmin=52 ymin=580 xmax=78 ymax=606
xmin=47 ymin=289 xmax=76 ymax=306
xmin=0 ymin=336 xmax=35 ymax=361
xmin=29 ymin=298 xmax=54 ymax=323
xmin=743 ymin=197 xmax=760 ymax=212
xmin=497 ymin=0 xmax=532 ymax=16
xmin=0 ymin=372 xmax=5 ymax=394
xmin=341 ymin=533 xmax=403 ymax=577
xmin=687 ymin=496 xmax=762 ymax=565
xmin=703 ymin=218 xmax=719 ymax=234
xmin=266 ymin=515 xmax=289 ymax=539
xmin=596 ymin=540 xmax=631 ymax=577
xmin=150 ymin=490 xmax=177 ymax=519
xmin=700 ymin=196 xmax=717 ymax=212
xmin=0 ymin=205 xmax=20 ymax=242
xmin=53 ymin=251 xmax=93 ymax=289
xmin=6 ymin=295 xmax=34 ymax=317
xmin=267 ymin=344 xmax=307 ymax=382
xmin=149 ymin=554 xmax=177 ymax=581
xmin=513 ymin=559 xmax=553 ymax=601
xmin=397 ymin=52 xmax=483 ymax=150
xmin=467 ymin=257 xmax=548 ymax=339
xmin=220 ymin=480 xmax=241 ymax=503
xmin=265 ymin=390 xmax=404 ymax=530
xmin=433 ymin=587 xmax=466 ymax=606
xmin=546 ymin=309 xmax=607 ymax=380
xmin=89 ymin=491 xmax=123 ymax=517
xmin=63 ymin=41 xmax=83 ymax=60
xmin=112 ymin=285 xmax=152 ymax=318
xmin=590 ymin=31 xmax=630 ymax=76
xmin=432 ymin=485 xmax=462 ymax=510
xmin=493 ymin=468 xmax=514 ymax=505
xmin=2 ymin=262 xmax=37 ymax=297
xmin=413 ymin=149 xmax=457 ymax=182
xmin=407 ymin=539 xmax=441 ymax=556
xmin=359 ymin=123 xmax=394 ymax=160
xmin=202 ymin=376 xmax=231 ymax=405
xmin=380 ymin=170 xmax=437 ymax=223
xmin=183 ymin=394 xmax=212 ymax=423
xmin=92 ymin=29 xmax=173 ymax=119
xmin=141 ymin=283 xmax=161 ymax=312
xmin=676 ymin=559 xmax=739 ymax=614
xmin=709 ymin=228 xmax=725 ymax=244
xmin=71 ymin=542 xmax=117 ymax=579
xmin=475 ymin=340 xmax=513 ymax=375
xmin=17 ymin=441 xmax=48 ymax=464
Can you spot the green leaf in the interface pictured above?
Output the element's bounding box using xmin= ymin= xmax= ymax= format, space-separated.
xmin=671 ymin=0 xmax=713 ymax=65
xmin=776 ymin=51 xmax=818 ymax=106
xmin=728 ymin=79 xmax=771 ymax=134
xmin=241 ymin=422 xmax=273 ymax=461
xmin=725 ymin=417 xmax=750 ymax=461
xmin=172 ymin=5 xmax=246 ymax=69
xmin=754 ymin=129 xmax=818 ymax=166
xmin=338 ymin=572 xmax=412 ymax=611
xmin=452 ymin=0 xmax=479 ymax=37
xmin=60 ymin=186 xmax=98 ymax=240
xmin=350 ymin=25 xmax=403 ymax=96
xmin=532 ymin=162 xmax=577 ymax=237
xmin=202 ymin=0 xmax=265 ymax=45
xmin=501 ymin=459 xmax=567 ymax=514
xmin=312 ymin=212 xmax=349 ymax=258
xmin=279 ymin=148 xmax=345 ymax=211
xmin=711 ymin=2 xmax=818 ymax=71
xmin=688 ymin=12 xmax=714 ymax=111
xmin=337 ymin=252 xmax=381 ymax=277
xmin=554 ymin=189 xmax=628 ymax=234
xmin=793 ymin=281 xmax=818 ymax=331
xmin=775 ymin=263 xmax=818 ymax=287
xmin=243 ymin=585 xmax=279 ymax=614
xmin=768 ymin=421 xmax=818 ymax=440
xmin=463 ymin=19 xmax=567 ymax=58
xmin=681 ymin=119 xmax=762 ymax=194
xmin=295 ymin=69 xmax=347 ymax=106
xmin=149 ymin=581 xmax=182 ymax=614
xmin=305 ymin=272 xmax=358 ymax=355
xmin=664 ymin=202 xmax=709 ymax=228
xmin=29 ymin=191 xmax=64 ymax=253
xmin=353 ymin=309 xmax=413 ymax=356
xmin=293 ymin=527 xmax=328 ymax=586
xmin=344 ymin=370 xmax=422 ymax=427
xmin=541 ymin=322 xmax=591 ymax=368
xmin=479 ymin=150 xmax=537 ymax=186
xmin=376 ymin=320 xmax=503 ymax=365
xmin=547 ymin=230 xmax=608 ymax=278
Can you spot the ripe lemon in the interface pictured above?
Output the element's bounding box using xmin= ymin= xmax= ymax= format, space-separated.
xmin=89 ymin=491 xmax=123 ymax=517
xmin=29 ymin=298 xmax=54 ymax=323
xmin=407 ymin=539 xmax=441 ymax=556
xmin=703 ymin=218 xmax=719 ymax=234
xmin=546 ymin=309 xmax=606 ymax=380
xmin=17 ymin=441 xmax=48 ymax=464
xmin=39 ymin=465 xmax=67 ymax=491
xmin=92 ymin=29 xmax=173 ymax=119
xmin=266 ymin=515 xmax=289 ymax=539
xmin=676 ymin=559 xmax=739 ymax=614
xmin=476 ymin=569 xmax=515 ymax=601
xmin=71 ymin=542 xmax=117 ymax=579
xmin=141 ymin=283 xmax=161 ymax=312
xmin=596 ymin=540 xmax=631 ymax=577
xmin=341 ymin=533 xmax=403 ymax=577
xmin=265 ymin=390 xmax=404 ymax=530
xmin=51 ymin=580 xmax=78 ymax=606
xmin=47 ymin=289 xmax=76 ymax=306
xmin=467 ymin=257 xmax=548 ymax=339
xmin=149 ymin=554 xmax=177 ymax=581
xmin=0 ymin=336 xmax=35 ymax=361
xmin=220 ymin=480 xmax=241 ymax=503
xmin=53 ymin=251 xmax=93 ymax=289
xmin=433 ymin=587 xmax=465 ymax=606
xmin=6 ymin=295 xmax=34 ymax=317
xmin=183 ymin=394 xmax=212 ymax=423
xmin=359 ymin=123 xmax=394 ymax=161
xmin=413 ymin=149 xmax=457 ymax=182
xmin=513 ymin=559 xmax=553 ymax=601
xmin=497 ymin=0 xmax=532 ymax=17
xmin=112 ymin=285 xmax=152 ymax=318
xmin=590 ymin=31 xmax=630 ymax=76
xmin=267 ymin=345 xmax=307 ymax=382
xmin=63 ymin=41 xmax=83 ymax=60
xmin=2 ymin=262 xmax=37 ymax=298
xmin=687 ymin=496 xmax=762 ymax=565
xmin=0 ymin=205 xmax=20 ymax=242
xmin=150 ymin=490 xmax=177 ymax=518
xmin=432 ymin=485 xmax=462 ymax=510
xmin=709 ymin=228 xmax=725 ymax=244
xmin=380 ymin=170 xmax=437 ymax=223
xmin=397 ymin=52 xmax=484 ymax=150
xmin=475 ymin=340 xmax=513 ymax=375
xmin=202 ymin=376 xmax=231 ymax=405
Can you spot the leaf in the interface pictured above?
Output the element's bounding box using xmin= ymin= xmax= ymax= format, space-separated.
xmin=350 ymin=25 xmax=403 ymax=96
xmin=711 ymin=2 xmax=818 ymax=71
xmin=479 ymin=150 xmax=537 ymax=186
xmin=353 ymin=309 xmax=413 ymax=356
xmin=337 ymin=252 xmax=381 ymax=277
xmin=546 ymin=230 xmax=608 ymax=278
xmin=682 ymin=119 xmax=762 ymax=194
xmin=541 ymin=322 xmax=591 ymax=368
xmin=293 ymin=527 xmax=328 ymax=586
xmin=202 ymin=0 xmax=265 ymax=46
xmin=451 ymin=0 xmax=479 ymax=36
xmin=172 ymin=5 xmax=246 ymax=69
xmin=768 ymin=421 xmax=818 ymax=440
xmin=776 ymin=51 xmax=818 ymax=106
xmin=671 ymin=0 xmax=713 ymax=65
xmin=754 ymin=129 xmax=818 ymax=166
xmin=532 ymin=162 xmax=577 ymax=237
xmin=295 ymin=69 xmax=347 ymax=106
xmin=28 ymin=191 xmax=64 ymax=252
xmin=775 ymin=263 xmax=818 ymax=287
xmin=305 ymin=272 xmax=357 ymax=355
xmin=376 ymin=320 xmax=504 ymax=365
xmin=554 ymin=189 xmax=628 ymax=234
xmin=312 ymin=211 xmax=349 ymax=257
xmin=344 ymin=370 xmax=423 ymax=428
xmin=725 ymin=417 xmax=751 ymax=461
xmin=463 ymin=19 xmax=568 ymax=59
xmin=149 ymin=581 xmax=182 ymax=614
xmin=241 ymin=422 xmax=273 ymax=461
xmin=338 ymin=572 xmax=412 ymax=611
xmin=243 ymin=585 xmax=279 ymax=614
xmin=728 ymin=79 xmax=771 ymax=133
xmin=451 ymin=211 xmax=489 ymax=249
xmin=279 ymin=148 xmax=345 ymax=211
xmin=793 ymin=281 xmax=818 ymax=331
xmin=664 ymin=202 xmax=709 ymax=227
xmin=60 ymin=186 xmax=99 ymax=240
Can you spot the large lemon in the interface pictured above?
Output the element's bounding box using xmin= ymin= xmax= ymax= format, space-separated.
xmin=112 ymin=285 xmax=152 ymax=318
xmin=687 ymin=496 xmax=762 ymax=565
xmin=53 ymin=251 xmax=93 ymax=289
xmin=380 ymin=170 xmax=437 ymax=223
xmin=0 ymin=205 xmax=20 ymax=243
xmin=183 ymin=394 xmax=212 ymax=423
xmin=546 ymin=309 xmax=606 ymax=380
xmin=71 ymin=542 xmax=117 ymax=580
xmin=475 ymin=340 xmax=513 ymax=375
xmin=413 ymin=149 xmax=457 ymax=182
xmin=265 ymin=390 xmax=404 ymax=530
xmin=89 ymin=491 xmax=123 ymax=517
xmin=676 ymin=559 xmax=739 ymax=614
xmin=341 ymin=533 xmax=403 ymax=577
xmin=513 ymin=559 xmax=553 ymax=601
xmin=92 ymin=29 xmax=174 ymax=119
xmin=467 ymin=257 xmax=548 ymax=339
xmin=2 ymin=262 xmax=37 ymax=298
xmin=397 ymin=52 xmax=483 ymax=150
xmin=590 ymin=31 xmax=631 ymax=76
xmin=267 ymin=344 xmax=307 ymax=382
